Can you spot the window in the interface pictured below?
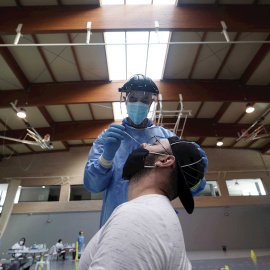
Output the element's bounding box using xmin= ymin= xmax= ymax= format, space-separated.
xmin=18 ymin=186 xmax=60 ymax=202
xmin=102 ymin=0 xmax=176 ymax=5
xmin=226 ymin=178 xmax=266 ymax=196
xmin=196 ymin=181 xmax=220 ymax=197
xmin=104 ymin=31 xmax=170 ymax=81
xmin=70 ymin=185 xmax=103 ymax=201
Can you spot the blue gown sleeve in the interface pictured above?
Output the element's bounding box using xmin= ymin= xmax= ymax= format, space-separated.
xmin=83 ymin=130 xmax=115 ymax=193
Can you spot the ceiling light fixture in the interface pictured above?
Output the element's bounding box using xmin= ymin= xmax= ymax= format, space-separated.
xmin=245 ymin=103 xmax=255 ymax=113
xmin=216 ymin=138 xmax=223 ymax=146
xmin=17 ymin=108 xmax=26 ymax=118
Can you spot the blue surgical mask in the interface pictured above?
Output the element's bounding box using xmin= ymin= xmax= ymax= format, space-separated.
xmin=127 ymin=102 xmax=149 ymax=125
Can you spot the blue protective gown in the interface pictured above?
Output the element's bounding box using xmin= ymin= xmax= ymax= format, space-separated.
xmin=78 ymin=235 xmax=84 ymax=252
xmin=84 ymin=118 xmax=176 ymax=227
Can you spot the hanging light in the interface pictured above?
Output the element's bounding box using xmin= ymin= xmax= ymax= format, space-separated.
xmin=216 ymin=138 xmax=223 ymax=146
xmin=17 ymin=108 xmax=26 ymax=118
xmin=235 ymin=180 xmax=239 ymax=185
xmin=245 ymin=103 xmax=255 ymax=113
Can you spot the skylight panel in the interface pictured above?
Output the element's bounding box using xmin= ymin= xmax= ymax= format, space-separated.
xmin=105 ymin=32 xmax=126 ymax=80
xmin=105 ymin=31 xmax=170 ymax=81
xmin=153 ymin=0 xmax=176 ymax=4
xmin=146 ymin=31 xmax=170 ymax=79
xmin=126 ymin=32 xmax=149 ymax=79
xmin=102 ymin=0 xmax=175 ymax=5
xmin=126 ymin=0 xmax=151 ymax=4
xmin=113 ymin=102 xmax=126 ymax=120
xmin=102 ymin=0 xmax=124 ymax=5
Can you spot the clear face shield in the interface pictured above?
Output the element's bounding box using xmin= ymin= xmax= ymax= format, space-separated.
xmin=120 ymin=90 xmax=158 ymax=125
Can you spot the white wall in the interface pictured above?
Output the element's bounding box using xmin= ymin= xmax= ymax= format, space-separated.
xmin=0 ymin=211 xmax=100 ymax=254
xmin=1 ymin=146 xmax=270 ymax=181
xmin=0 ymin=146 xmax=270 ymax=253
xmin=1 ymin=205 xmax=269 ymax=254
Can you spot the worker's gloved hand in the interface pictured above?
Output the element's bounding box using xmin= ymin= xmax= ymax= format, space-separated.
xmin=102 ymin=124 xmax=125 ymax=161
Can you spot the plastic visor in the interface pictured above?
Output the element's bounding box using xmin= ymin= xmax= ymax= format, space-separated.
xmin=119 ymin=92 xmax=158 ymax=122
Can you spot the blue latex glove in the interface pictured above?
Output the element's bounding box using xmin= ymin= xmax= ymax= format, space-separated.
xmin=102 ymin=124 xmax=125 ymax=161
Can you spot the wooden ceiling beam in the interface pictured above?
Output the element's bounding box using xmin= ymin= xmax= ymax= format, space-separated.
xmin=234 ymin=102 xmax=255 ymax=124
xmin=0 ymin=5 xmax=270 ymax=35
xmin=215 ymin=32 xmax=241 ymax=79
xmin=62 ymin=141 xmax=70 ymax=150
xmin=240 ymin=34 xmax=270 ymax=85
xmin=214 ymin=102 xmax=231 ymax=123
xmin=24 ymin=144 xmax=35 ymax=152
xmin=68 ymin=33 xmax=84 ymax=82
xmin=0 ymin=37 xmax=29 ymax=90
xmin=5 ymin=145 xmax=18 ymax=156
xmin=194 ymin=102 xmax=204 ymax=118
xmin=0 ymin=119 xmax=12 ymax=131
xmin=1 ymin=119 xmax=269 ymax=142
xmin=32 ymin=34 xmax=57 ymax=82
xmin=261 ymin=142 xmax=270 ymax=154
xmin=196 ymin=137 xmax=206 ymax=145
xmin=188 ymin=32 xmax=207 ymax=79
xmin=65 ymin=105 xmax=75 ymax=121
xmin=38 ymin=106 xmax=55 ymax=127
xmin=14 ymin=0 xmax=21 ymax=8
xmin=1 ymin=80 xmax=269 ymax=108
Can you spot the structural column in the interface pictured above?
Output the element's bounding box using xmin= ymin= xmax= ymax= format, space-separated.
xmin=0 ymin=179 xmax=21 ymax=236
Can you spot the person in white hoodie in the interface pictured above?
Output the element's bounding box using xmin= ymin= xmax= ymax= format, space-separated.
xmin=11 ymin=237 xmax=31 ymax=270
xmin=56 ymin=239 xmax=66 ymax=260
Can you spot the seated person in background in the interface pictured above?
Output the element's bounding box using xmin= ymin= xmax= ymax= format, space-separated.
xmin=79 ymin=136 xmax=208 ymax=270
xmin=56 ymin=239 xmax=65 ymax=260
xmin=11 ymin=237 xmax=31 ymax=270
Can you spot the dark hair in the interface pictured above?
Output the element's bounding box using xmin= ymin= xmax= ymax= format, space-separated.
xmin=58 ymin=239 xmax=62 ymax=243
xmin=20 ymin=238 xmax=26 ymax=244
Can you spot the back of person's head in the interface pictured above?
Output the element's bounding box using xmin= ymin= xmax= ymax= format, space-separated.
xmin=165 ymin=137 xmax=207 ymax=214
xmin=123 ymin=136 xmax=208 ymax=214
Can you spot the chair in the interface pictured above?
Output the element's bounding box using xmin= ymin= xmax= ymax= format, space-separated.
xmin=34 ymin=248 xmax=53 ymax=270
xmin=50 ymin=246 xmax=58 ymax=261
xmin=56 ymin=249 xmax=66 ymax=261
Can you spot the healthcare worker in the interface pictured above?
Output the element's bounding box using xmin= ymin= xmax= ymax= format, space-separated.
xmin=78 ymin=231 xmax=84 ymax=258
xmin=84 ymin=74 xmax=205 ymax=227
xmin=11 ymin=237 xmax=31 ymax=270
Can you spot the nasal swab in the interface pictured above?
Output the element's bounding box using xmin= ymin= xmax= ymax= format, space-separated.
xmin=123 ymin=131 xmax=141 ymax=146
